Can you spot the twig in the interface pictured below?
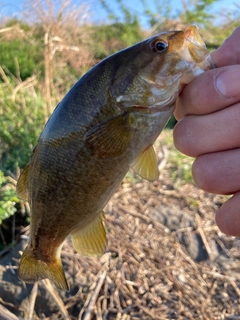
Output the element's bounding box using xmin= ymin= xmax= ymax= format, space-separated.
xmin=11 ymin=213 xmax=15 ymax=244
xmin=0 ymin=299 xmax=16 ymax=309
xmin=229 ymin=279 xmax=240 ymax=298
xmin=158 ymin=144 xmax=169 ymax=171
xmin=117 ymin=204 xmax=152 ymax=224
xmin=12 ymin=76 xmax=37 ymax=103
xmin=137 ymin=303 xmax=164 ymax=320
xmin=200 ymin=280 xmax=218 ymax=316
xmin=41 ymin=279 xmax=69 ymax=318
xmin=0 ymin=66 xmax=13 ymax=90
xmin=0 ymin=227 xmax=6 ymax=246
xmin=204 ymin=271 xmax=237 ymax=281
xmin=196 ymin=214 xmax=213 ymax=260
xmin=28 ymin=282 xmax=38 ymax=320
xmin=0 ymin=304 xmax=19 ymax=320
xmin=176 ymin=244 xmax=198 ymax=271
xmin=78 ymin=287 xmax=93 ymax=320
xmin=82 ymin=270 xmax=107 ymax=320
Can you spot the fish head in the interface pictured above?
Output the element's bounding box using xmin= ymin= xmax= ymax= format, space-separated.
xmin=113 ymin=25 xmax=213 ymax=110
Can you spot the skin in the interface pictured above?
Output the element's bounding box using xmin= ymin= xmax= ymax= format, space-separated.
xmin=173 ymin=27 xmax=240 ymax=236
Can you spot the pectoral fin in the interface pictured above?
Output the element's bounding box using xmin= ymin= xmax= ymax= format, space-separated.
xmin=132 ymin=145 xmax=159 ymax=181
xmin=71 ymin=211 xmax=107 ymax=257
xmin=85 ymin=114 xmax=133 ymax=158
xmin=16 ymin=163 xmax=31 ymax=201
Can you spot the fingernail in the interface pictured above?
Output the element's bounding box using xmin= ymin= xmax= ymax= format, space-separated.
xmin=215 ymin=67 xmax=240 ymax=98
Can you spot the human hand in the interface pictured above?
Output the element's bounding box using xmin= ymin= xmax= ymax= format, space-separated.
xmin=173 ymin=27 xmax=240 ymax=236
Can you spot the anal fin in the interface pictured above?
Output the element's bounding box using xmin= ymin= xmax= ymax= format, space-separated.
xmin=132 ymin=145 xmax=159 ymax=181
xmin=71 ymin=211 xmax=107 ymax=257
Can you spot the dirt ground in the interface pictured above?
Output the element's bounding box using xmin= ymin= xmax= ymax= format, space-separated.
xmin=1 ymin=131 xmax=240 ymax=320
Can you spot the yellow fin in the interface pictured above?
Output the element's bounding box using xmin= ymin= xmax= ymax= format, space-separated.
xmin=85 ymin=113 xmax=133 ymax=158
xmin=132 ymin=145 xmax=159 ymax=181
xmin=16 ymin=163 xmax=31 ymax=201
xmin=18 ymin=244 xmax=69 ymax=291
xmin=71 ymin=211 xmax=107 ymax=257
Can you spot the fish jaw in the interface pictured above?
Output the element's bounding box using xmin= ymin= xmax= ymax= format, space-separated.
xmin=184 ymin=26 xmax=213 ymax=66
xmin=177 ymin=26 xmax=214 ymax=84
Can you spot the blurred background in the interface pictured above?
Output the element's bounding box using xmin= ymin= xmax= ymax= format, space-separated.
xmin=0 ymin=1 xmax=240 ymax=319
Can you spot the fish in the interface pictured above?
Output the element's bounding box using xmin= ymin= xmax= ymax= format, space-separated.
xmin=16 ymin=26 xmax=213 ymax=290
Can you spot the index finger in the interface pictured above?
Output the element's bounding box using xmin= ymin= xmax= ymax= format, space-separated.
xmin=211 ymin=26 xmax=240 ymax=67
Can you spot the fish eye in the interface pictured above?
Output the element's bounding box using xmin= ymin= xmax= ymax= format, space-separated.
xmin=150 ymin=40 xmax=168 ymax=53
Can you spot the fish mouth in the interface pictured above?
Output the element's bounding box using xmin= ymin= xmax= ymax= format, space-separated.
xmin=184 ymin=26 xmax=206 ymax=49
xmin=183 ymin=26 xmax=215 ymax=71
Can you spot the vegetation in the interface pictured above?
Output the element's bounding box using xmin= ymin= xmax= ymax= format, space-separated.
xmin=0 ymin=0 xmax=239 ymax=231
xmin=0 ymin=170 xmax=18 ymax=224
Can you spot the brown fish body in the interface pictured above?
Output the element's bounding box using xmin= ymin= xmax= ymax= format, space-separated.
xmin=17 ymin=26 xmax=213 ymax=290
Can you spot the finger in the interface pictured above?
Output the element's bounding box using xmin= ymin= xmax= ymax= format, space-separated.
xmin=173 ymin=102 xmax=240 ymax=157
xmin=211 ymin=26 xmax=240 ymax=67
xmin=191 ymin=149 xmax=240 ymax=195
xmin=174 ymin=65 xmax=240 ymax=120
xmin=215 ymin=191 xmax=240 ymax=237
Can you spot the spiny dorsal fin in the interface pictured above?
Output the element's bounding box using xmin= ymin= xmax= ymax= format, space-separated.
xmin=71 ymin=211 xmax=107 ymax=257
xmin=16 ymin=163 xmax=31 ymax=201
xmin=132 ymin=145 xmax=159 ymax=181
xmin=85 ymin=114 xmax=133 ymax=158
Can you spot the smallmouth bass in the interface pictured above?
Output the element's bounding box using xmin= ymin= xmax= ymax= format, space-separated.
xmin=17 ymin=26 xmax=213 ymax=290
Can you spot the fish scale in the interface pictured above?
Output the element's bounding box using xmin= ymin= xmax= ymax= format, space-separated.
xmin=16 ymin=26 xmax=214 ymax=290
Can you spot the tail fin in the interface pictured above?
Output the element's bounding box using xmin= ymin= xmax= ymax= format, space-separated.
xmin=18 ymin=245 xmax=69 ymax=291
